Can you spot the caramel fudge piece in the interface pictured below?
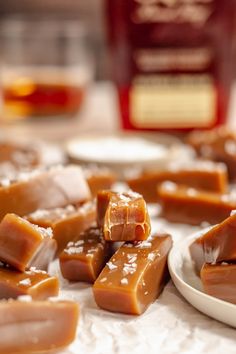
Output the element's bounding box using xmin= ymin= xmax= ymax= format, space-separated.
xmin=127 ymin=161 xmax=228 ymax=203
xmin=0 ymin=299 xmax=78 ymax=353
xmin=0 ymin=265 xmax=59 ymax=300
xmin=60 ymin=227 xmax=110 ymax=282
xmin=190 ymin=211 xmax=236 ymax=273
xmin=158 ymin=182 xmax=236 ymax=225
xmin=0 ymin=141 xmax=39 ymax=168
xmin=0 ymin=165 xmax=91 ymax=221
xmin=0 ymin=213 xmax=56 ymax=271
xmin=201 ymin=263 xmax=236 ymax=304
xmin=93 ymin=233 xmax=172 ymax=315
xmin=97 ymin=190 xmax=151 ymax=241
xmin=187 ymin=127 xmax=236 ymax=181
xmin=83 ymin=166 xmax=116 ymax=197
xmin=26 ymin=201 xmax=96 ymax=256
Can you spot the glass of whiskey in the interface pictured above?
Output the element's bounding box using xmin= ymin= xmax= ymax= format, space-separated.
xmin=0 ymin=17 xmax=94 ymax=121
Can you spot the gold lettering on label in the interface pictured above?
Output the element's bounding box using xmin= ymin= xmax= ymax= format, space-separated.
xmin=132 ymin=0 xmax=214 ymax=26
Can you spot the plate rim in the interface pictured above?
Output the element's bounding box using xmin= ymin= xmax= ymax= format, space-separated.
xmin=168 ymin=228 xmax=236 ymax=316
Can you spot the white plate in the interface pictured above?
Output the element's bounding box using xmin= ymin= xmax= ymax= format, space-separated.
xmin=168 ymin=229 xmax=236 ymax=328
xmin=66 ymin=132 xmax=193 ymax=177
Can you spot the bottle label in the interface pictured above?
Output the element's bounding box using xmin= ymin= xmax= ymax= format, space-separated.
xmin=130 ymin=74 xmax=216 ymax=128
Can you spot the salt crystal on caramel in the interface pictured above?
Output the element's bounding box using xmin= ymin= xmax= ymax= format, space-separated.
xmin=127 ymin=160 xmax=228 ymax=203
xmin=158 ymin=182 xmax=236 ymax=225
xmin=201 ymin=263 xmax=236 ymax=304
xmin=26 ymin=201 xmax=96 ymax=256
xmin=0 ymin=265 xmax=59 ymax=300
xmin=97 ymin=190 xmax=151 ymax=241
xmin=0 ymin=165 xmax=91 ymax=221
xmin=190 ymin=211 xmax=236 ymax=273
xmin=60 ymin=227 xmax=110 ymax=282
xmin=0 ymin=299 xmax=78 ymax=353
xmin=0 ymin=213 xmax=56 ymax=271
xmin=93 ymin=233 xmax=172 ymax=315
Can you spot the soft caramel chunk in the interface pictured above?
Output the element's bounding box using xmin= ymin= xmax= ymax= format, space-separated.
xmin=83 ymin=166 xmax=116 ymax=197
xmin=127 ymin=161 xmax=228 ymax=203
xmin=0 ymin=265 xmax=59 ymax=300
xmin=60 ymin=227 xmax=110 ymax=282
xmin=190 ymin=212 xmax=236 ymax=273
xmin=158 ymin=182 xmax=236 ymax=225
xmin=0 ymin=141 xmax=39 ymax=168
xmin=26 ymin=201 xmax=96 ymax=256
xmin=201 ymin=263 xmax=236 ymax=304
xmin=0 ymin=213 xmax=56 ymax=271
xmin=93 ymin=233 xmax=172 ymax=315
xmin=187 ymin=127 xmax=236 ymax=181
xmin=0 ymin=299 xmax=78 ymax=353
xmin=0 ymin=165 xmax=91 ymax=221
xmin=97 ymin=190 xmax=151 ymax=241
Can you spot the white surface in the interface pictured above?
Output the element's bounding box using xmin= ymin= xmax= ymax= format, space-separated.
xmin=49 ymin=211 xmax=236 ymax=354
xmin=168 ymin=230 xmax=236 ymax=329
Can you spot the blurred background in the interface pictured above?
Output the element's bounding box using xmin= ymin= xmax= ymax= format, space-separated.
xmin=0 ymin=0 xmax=236 ymax=140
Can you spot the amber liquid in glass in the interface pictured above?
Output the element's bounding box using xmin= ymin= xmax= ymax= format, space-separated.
xmin=3 ymin=77 xmax=85 ymax=120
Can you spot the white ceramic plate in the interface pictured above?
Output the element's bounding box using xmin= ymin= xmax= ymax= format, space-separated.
xmin=168 ymin=229 xmax=236 ymax=328
xmin=66 ymin=132 xmax=193 ymax=177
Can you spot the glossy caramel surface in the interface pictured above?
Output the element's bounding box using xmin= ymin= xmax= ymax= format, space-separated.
xmin=27 ymin=201 xmax=96 ymax=256
xmin=60 ymin=227 xmax=110 ymax=282
xmin=93 ymin=233 xmax=172 ymax=315
xmin=0 ymin=213 xmax=53 ymax=271
xmin=0 ymin=165 xmax=91 ymax=221
xmin=201 ymin=263 xmax=236 ymax=304
xmin=0 ymin=265 xmax=59 ymax=300
xmin=158 ymin=182 xmax=236 ymax=225
xmin=190 ymin=212 xmax=236 ymax=271
xmin=0 ymin=300 xmax=78 ymax=353
xmin=97 ymin=190 xmax=151 ymax=241
xmin=127 ymin=161 xmax=228 ymax=203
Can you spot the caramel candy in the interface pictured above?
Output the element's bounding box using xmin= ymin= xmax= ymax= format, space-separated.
xmin=60 ymin=227 xmax=110 ymax=282
xmin=158 ymin=182 xmax=236 ymax=225
xmin=83 ymin=166 xmax=116 ymax=197
xmin=0 ymin=213 xmax=56 ymax=271
xmin=0 ymin=299 xmax=78 ymax=353
xmin=0 ymin=141 xmax=39 ymax=168
xmin=201 ymin=263 xmax=236 ymax=304
xmin=0 ymin=265 xmax=59 ymax=300
xmin=0 ymin=165 xmax=91 ymax=221
xmin=190 ymin=211 xmax=236 ymax=273
xmin=187 ymin=127 xmax=236 ymax=181
xmin=97 ymin=190 xmax=151 ymax=241
xmin=26 ymin=201 xmax=96 ymax=256
xmin=93 ymin=233 xmax=172 ymax=315
xmin=127 ymin=161 xmax=228 ymax=203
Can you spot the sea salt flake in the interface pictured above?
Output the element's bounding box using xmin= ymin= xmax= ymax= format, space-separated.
xmin=135 ymin=241 xmax=152 ymax=249
xmin=107 ymin=262 xmax=117 ymax=271
xmin=17 ymin=295 xmax=32 ymax=302
xmin=19 ymin=278 xmax=31 ymax=286
xmin=161 ymin=181 xmax=177 ymax=192
xmin=120 ymin=278 xmax=128 ymax=285
xmin=147 ymin=253 xmax=155 ymax=261
xmin=144 ymin=291 xmax=148 ymax=295
xmin=230 ymin=210 xmax=236 ymax=216
xmin=100 ymin=277 xmax=107 ymax=283
xmin=65 ymin=246 xmax=83 ymax=255
xmin=187 ymin=188 xmax=197 ymax=197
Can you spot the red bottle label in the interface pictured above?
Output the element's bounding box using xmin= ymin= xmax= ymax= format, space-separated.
xmin=106 ymin=0 xmax=234 ymax=131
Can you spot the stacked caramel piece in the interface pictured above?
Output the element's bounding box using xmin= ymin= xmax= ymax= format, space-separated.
xmin=190 ymin=211 xmax=236 ymax=304
xmin=0 ymin=164 xmax=100 ymax=353
xmin=126 ymin=127 xmax=236 ymax=226
xmin=59 ymin=190 xmax=173 ymax=315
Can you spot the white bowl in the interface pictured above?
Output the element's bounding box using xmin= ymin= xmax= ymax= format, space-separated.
xmin=168 ymin=229 xmax=236 ymax=328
